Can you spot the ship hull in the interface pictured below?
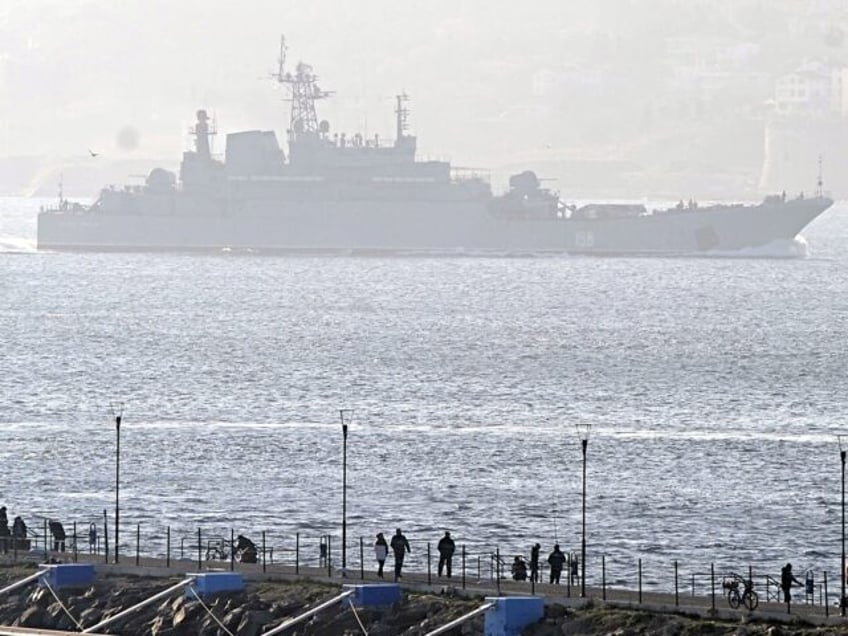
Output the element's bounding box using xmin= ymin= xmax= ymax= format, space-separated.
xmin=37 ymin=197 xmax=831 ymax=256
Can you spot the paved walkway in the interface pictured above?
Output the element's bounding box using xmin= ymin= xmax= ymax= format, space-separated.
xmin=2 ymin=551 xmax=847 ymax=628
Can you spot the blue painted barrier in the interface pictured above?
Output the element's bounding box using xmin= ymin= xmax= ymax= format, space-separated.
xmin=42 ymin=564 xmax=95 ymax=589
xmin=484 ymin=596 xmax=544 ymax=636
xmin=343 ymin=583 xmax=401 ymax=607
xmin=186 ymin=572 xmax=244 ymax=599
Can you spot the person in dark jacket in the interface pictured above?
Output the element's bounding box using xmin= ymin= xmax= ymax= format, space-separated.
xmin=390 ymin=528 xmax=411 ymax=581
xmin=548 ymin=544 xmax=566 ymax=584
xmin=512 ymin=555 xmax=528 ymax=581
xmin=12 ymin=516 xmax=26 ymax=539
xmin=781 ymin=563 xmax=802 ymax=604
xmin=529 ymin=543 xmax=541 ymax=582
xmin=437 ymin=531 xmax=455 ymax=578
xmin=374 ymin=533 xmax=389 ymax=579
xmin=0 ymin=507 xmax=9 ymax=554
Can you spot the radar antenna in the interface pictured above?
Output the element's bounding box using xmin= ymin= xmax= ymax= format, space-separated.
xmin=274 ymin=35 xmax=287 ymax=83
xmin=816 ymin=154 xmax=824 ymax=197
xmin=271 ymin=34 xmax=333 ymax=144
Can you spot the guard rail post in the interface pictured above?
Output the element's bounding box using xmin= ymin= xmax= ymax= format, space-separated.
xmin=427 ymin=543 xmax=432 ymax=586
xmin=103 ymin=509 xmax=109 ymax=564
xmin=711 ymin=563 xmax=716 ymax=612
xmin=461 ymin=545 xmax=466 ymax=590
xmin=638 ymin=558 xmax=642 ymax=604
xmin=825 ymin=571 xmax=829 ymax=617
xmin=674 ymin=560 xmax=678 ymax=606
xmin=603 ymin=555 xmax=607 ymax=601
xmin=496 ymin=547 xmax=501 ymax=595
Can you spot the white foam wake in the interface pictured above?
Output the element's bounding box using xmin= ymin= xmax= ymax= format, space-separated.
xmin=0 ymin=235 xmax=37 ymax=253
xmin=707 ymin=236 xmax=808 ymax=258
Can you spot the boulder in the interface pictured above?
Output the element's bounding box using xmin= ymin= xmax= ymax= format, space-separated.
xmin=16 ymin=606 xmax=46 ymax=628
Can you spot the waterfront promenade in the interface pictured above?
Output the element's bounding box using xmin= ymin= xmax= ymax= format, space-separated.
xmin=2 ymin=548 xmax=845 ymax=629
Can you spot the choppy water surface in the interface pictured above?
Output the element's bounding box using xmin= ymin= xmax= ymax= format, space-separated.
xmin=1 ymin=197 xmax=847 ymax=591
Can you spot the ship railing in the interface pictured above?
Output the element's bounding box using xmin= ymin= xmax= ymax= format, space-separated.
xmin=451 ymin=167 xmax=490 ymax=183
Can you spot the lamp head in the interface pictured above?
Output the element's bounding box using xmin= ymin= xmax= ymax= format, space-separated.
xmin=575 ymin=423 xmax=591 ymax=444
xmin=110 ymin=401 xmax=124 ymax=426
xmin=339 ymin=409 xmax=353 ymax=435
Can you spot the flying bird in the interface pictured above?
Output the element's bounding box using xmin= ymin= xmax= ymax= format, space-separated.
xmin=88 ymin=149 xmax=99 ymax=158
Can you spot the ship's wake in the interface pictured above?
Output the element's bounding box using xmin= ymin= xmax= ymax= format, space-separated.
xmin=706 ymin=236 xmax=808 ymax=259
xmin=0 ymin=235 xmax=37 ymax=254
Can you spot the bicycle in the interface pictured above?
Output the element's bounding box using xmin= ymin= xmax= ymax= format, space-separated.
xmin=205 ymin=539 xmax=231 ymax=561
xmin=722 ymin=575 xmax=759 ymax=611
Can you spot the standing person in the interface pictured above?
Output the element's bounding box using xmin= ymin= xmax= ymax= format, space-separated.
xmin=529 ymin=543 xmax=541 ymax=583
xmin=390 ymin=528 xmax=411 ymax=581
xmin=780 ymin=563 xmax=802 ymax=604
xmin=570 ymin=552 xmax=579 ymax=585
xmin=11 ymin=516 xmax=26 ymax=552
xmin=374 ymin=533 xmax=388 ymax=579
xmin=548 ymin=544 xmax=566 ymax=584
xmin=437 ymin=531 xmax=455 ymax=578
xmin=12 ymin=516 xmax=26 ymax=539
xmin=0 ymin=507 xmax=8 ymax=554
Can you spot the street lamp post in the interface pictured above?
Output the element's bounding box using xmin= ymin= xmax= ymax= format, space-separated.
xmin=113 ymin=405 xmax=124 ymax=564
xmin=575 ymin=423 xmax=591 ymax=598
xmin=840 ymin=436 xmax=846 ymax=615
xmin=340 ymin=409 xmax=353 ymax=577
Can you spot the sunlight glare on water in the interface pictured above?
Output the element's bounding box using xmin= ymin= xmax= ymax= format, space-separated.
xmin=0 ymin=197 xmax=847 ymax=590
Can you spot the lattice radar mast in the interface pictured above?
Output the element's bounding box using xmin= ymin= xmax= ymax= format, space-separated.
xmin=272 ymin=35 xmax=333 ymax=144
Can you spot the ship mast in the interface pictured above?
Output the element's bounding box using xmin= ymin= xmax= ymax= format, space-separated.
xmin=395 ymin=93 xmax=410 ymax=142
xmin=190 ymin=110 xmax=215 ymax=160
xmin=272 ymin=35 xmax=332 ymax=144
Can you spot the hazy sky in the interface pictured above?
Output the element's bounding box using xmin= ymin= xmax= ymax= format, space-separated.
xmin=2 ymin=0 xmax=845 ymax=197
xmin=0 ymin=0 xmax=580 ymax=165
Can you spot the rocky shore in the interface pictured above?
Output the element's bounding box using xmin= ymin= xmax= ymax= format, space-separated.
xmin=1 ymin=564 xmax=848 ymax=635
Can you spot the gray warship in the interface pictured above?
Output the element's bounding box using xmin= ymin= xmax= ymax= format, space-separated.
xmin=37 ymin=39 xmax=833 ymax=256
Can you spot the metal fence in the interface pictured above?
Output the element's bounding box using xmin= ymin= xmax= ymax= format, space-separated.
xmin=1 ymin=516 xmax=838 ymax=617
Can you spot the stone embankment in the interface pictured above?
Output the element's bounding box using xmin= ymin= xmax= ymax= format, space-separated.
xmin=1 ymin=563 xmax=848 ymax=635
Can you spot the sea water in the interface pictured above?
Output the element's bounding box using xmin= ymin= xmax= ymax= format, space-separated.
xmin=1 ymin=196 xmax=847 ymax=592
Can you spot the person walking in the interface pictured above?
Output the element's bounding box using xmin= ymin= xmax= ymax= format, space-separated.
xmin=437 ymin=531 xmax=455 ymax=578
xmin=548 ymin=544 xmax=566 ymax=584
xmin=529 ymin=543 xmax=541 ymax=583
xmin=374 ymin=533 xmax=389 ymax=579
xmin=390 ymin=528 xmax=411 ymax=581
xmin=781 ymin=563 xmax=802 ymax=605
